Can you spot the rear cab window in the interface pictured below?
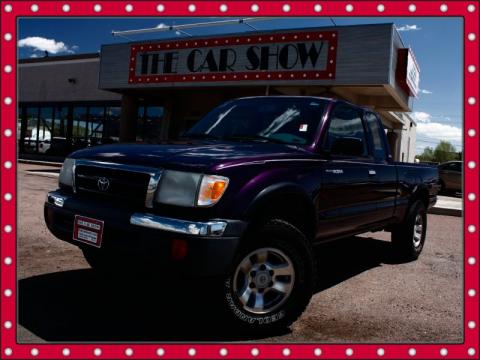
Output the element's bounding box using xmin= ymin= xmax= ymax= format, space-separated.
xmin=365 ymin=112 xmax=388 ymax=161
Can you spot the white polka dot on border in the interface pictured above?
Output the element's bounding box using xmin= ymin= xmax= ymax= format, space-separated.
xmin=4 ymin=225 xmax=12 ymax=233
xmin=4 ymin=348 xmax=12 ymax=356
xmin=31 ymin=348 xmax=39 ymax=357
xmin=346 ymin=348 xmax=353 ymax=356
xmin=30 ymin=4 xmax=39 ymax=12
xmin=62 ymin=4 xmax=70 ymax=12
xmin=4 ymin=257 xmax=12 ymax=265
xmin=468 ymin=321 xmax=476 ymax=329
xmin=251 ymin=4 xmax=259 ymax=12
xmin=4 ymin=321 xmax=12 ymax=329
xmin=468 ymin=289 xmax=476 ymax=296
xmin=468 ymin=225 xmax=476 ymax=233
xmin=4 ymin=193 xmax=13 ymax=201
xmin=94 ymin=348 xmax=102 ymax=356
xmin=125 ymin=348 xmax=133 ymax=356
xmin=377 ymin=4 xmax=385 ymax=12
xmin=63 ymin=348 xmax=70 ymax=356
xmin=468 ymin=348 xmax=476 ymax=356
xmin=468 ymin=193 xmax=476 ymax=201
xmin=468 ymin=257 xmax=476 ymax=265
xmin=440 ymin=348 xmax=448 ymax=356
xmin=346 ymin=4 xmax=353 ymax=12
xmin=283 ymin=4 xmax=291 ymax=12
xmin=156 ymin=348 xmax=165 ymax=356
xmin=314 ymin=4 xmax=322 ymax=12
xmin=408 ymin=348 xmax=416 ymax=356
xmin=125 ymin=4 xmax=133 ymax=12
xmin=188 ymin=4 xmax=196 ymax=12
xmin=93 ymin=4 xmax=101 ymax=12
xmin=4 ymin=65 xmax=12 ymax=73
xmin=468 ymin=97 xmax=476 ymax=105
xmin=4 ymin=33 xmax=13 ymax=41
xmin=468 ymin=129 xmax=476 ymax=137
xmin=188 ymin=348 xmax=196 ymax=356
xmin=283 ymin=348 xmax=291 ymax=356
xmin=4 ymin=289 xmax=12 ymax=297
xmin=4 ymin=161 xmax=12 ymax=169
xmin=314 ymin=348 xmax=322 ymax=356
xmin=4 ymin=97 xmax=12 ymax=105
xmin=219 ymin=348 xmax=228 ymax=356
xmin=4 ymin=128 xmax=12 ymax=137
xmin=377 ymin=348 xmax=385 ymax=356
xmin=408 ymin=4 xmax=416 ymax=12
xmin=219 ymin=4 xmax=227 ymax=12
xmin=468 ymin=65 xmax=476 ymax=73
xmin=156 ymin=4 xmax=165 ymax=12
xmin=4 ymin=4 xmax=12 ymax=12
xmin=468 ymin=4 xmax=476 ymax=12
xmin=468 ymin=33 xmax=476 ymax=41
xmin=251 ymin=348 xmax=259 ymax=357
xmin=440 ymin=4 xmax=448 ymax=12
xmin=468 ymin=161 xmax=476 ymax=169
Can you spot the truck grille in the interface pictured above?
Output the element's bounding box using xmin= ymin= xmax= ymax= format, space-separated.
xmin=74 ymin=165 xmax=153 ymax=207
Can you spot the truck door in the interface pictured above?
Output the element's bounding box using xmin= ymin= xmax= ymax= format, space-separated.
xmin=315 ymin=103 xmax=379 ymax=240
xmin=364 ymin=112 xmax=398 ymax=222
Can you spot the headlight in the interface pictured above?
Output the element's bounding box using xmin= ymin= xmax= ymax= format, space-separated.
xmin=155 ymin=171 xmax=229 ymax=207
xmin=59 ymin=158 xmax=75 ymax=188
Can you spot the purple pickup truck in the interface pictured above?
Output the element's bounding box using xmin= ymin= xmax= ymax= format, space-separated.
xmin=45 ymin=96 xmax=439 ymax=333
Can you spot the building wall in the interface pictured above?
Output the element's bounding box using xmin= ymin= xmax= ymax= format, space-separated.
xmin=19 ymin=57 xmax=121 ymax=103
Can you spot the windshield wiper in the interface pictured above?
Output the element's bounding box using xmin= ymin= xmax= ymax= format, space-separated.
xmin=223 ymin=135 xmax=288 ymax=144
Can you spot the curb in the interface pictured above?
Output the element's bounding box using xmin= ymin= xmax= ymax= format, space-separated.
xmin=19 ymin=159 xmax=63 ymax=167
xmin=429 ymin=207 xmax=462 ymax=217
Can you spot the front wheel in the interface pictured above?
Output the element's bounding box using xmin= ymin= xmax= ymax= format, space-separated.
xmin=391 ymin=200 xmax=427 ymax=261
xmin=222 ymin=220 xmax=316 ymax=333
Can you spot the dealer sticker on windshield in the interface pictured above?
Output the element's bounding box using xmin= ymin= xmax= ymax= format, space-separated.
xmin=73 ymin=215 xmax=104 ymax=248
xmin=299 ymin=124 xmax=308 ymax=132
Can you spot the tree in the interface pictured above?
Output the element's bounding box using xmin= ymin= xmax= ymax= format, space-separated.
xmin=433 ymin=141 xmax=458 ymax=163
xmin=417 ymin=146 xmax=434 ymax=162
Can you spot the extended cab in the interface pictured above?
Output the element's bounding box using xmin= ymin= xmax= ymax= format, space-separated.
xmin=45 ymin=96 xmax=439 ymax=332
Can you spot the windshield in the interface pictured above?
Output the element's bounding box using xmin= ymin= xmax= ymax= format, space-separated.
xmin=185 ymin=97 xmax=328 ymax=145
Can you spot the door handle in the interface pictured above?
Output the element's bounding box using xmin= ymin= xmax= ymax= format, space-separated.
xmin=368 ymin=170 xmax=376 ymax=176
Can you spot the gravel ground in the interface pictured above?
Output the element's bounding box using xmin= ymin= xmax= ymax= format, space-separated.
xmin=17 ymin=163 xmax=463 ymax=343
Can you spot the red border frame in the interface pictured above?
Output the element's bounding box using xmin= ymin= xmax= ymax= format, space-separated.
xmin=129 ymin=30 xmax=338 ymax=83
xmin=1 ymin=1 xmax=478 ymax=359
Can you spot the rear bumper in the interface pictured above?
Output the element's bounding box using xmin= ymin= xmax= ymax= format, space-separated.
xmin=44 ymin=190 xmax=247 ymax=277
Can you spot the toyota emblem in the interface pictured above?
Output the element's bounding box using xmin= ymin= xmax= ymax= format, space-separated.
xmin=97 ymin=177 xmax=110 ymax=192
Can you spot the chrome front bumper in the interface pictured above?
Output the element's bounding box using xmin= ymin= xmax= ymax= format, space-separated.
xmin=130 ymin=213 xmax=228 ymax=237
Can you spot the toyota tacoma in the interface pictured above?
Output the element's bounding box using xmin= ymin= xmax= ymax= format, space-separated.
xmin=45 ymin=96 xmax=439 ymax=333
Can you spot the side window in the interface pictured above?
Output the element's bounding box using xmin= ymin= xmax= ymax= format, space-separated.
xmin=324 ymin=104 xmax=368 ymax=157
xmin=365 ymin=113 xmax=387 ymax=160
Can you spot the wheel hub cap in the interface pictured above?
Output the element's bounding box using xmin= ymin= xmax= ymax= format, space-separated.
xmin=233 ymin=247 xmax=295 ymax=315
xmin=413 ymin=214 xmax=423 ymax=247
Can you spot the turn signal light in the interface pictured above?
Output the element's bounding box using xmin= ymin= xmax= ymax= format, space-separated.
xmin=197 ymin=175 xmax=229 ymax=206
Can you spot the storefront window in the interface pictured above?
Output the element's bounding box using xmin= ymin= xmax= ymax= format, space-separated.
xmin=72 ymin=107 xmax=88 ymax=150
xmin=53 ymin=107 xmax=68 ymax=138
xmin=24 ymin=107 xmax=39 ymax=153
xmin=105 ymin=107 xmax=121 ymax=143
xmin=144 ymin=106 xmax=164 ymax=143
xmin=38 ymin=107 xmax=53 ymax=154
xmin=88 ymin=106 xmax=105 ymax=146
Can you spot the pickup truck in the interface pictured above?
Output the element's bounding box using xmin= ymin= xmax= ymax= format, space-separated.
xmin=45 ymin=96 xmax=439 ymax=333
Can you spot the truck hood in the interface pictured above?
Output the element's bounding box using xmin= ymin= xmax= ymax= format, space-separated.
xmin=69 ymin=141 xmax=311 ymax=172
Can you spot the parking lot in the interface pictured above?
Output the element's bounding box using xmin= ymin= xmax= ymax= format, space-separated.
xmin=17 ymin=163 xmax=463 ymax=343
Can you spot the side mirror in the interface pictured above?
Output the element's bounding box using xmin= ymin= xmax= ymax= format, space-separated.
xmin=331 ymin=137 xmax=364 ymax=157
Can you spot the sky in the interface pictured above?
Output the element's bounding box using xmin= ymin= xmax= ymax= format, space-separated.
xmin=18 ymin=17 xmax=463 ymax=154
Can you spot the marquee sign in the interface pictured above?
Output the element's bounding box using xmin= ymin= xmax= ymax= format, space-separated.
xmin=128 ymin=30 xmax=338 ymax=84
xmin=396 ymin=48 xmax=420 ymax=97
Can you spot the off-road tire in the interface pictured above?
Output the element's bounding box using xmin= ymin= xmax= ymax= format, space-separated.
xmin=391 ymin=200 xmax=427 ymax=261
xmin=222 ymin=219 xmax=316 ymax=334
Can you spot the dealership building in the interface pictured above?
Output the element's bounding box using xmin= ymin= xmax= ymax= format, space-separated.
xmin=18 ymin=23 xmax=417 ymax=161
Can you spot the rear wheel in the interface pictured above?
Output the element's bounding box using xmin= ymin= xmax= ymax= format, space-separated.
xmin=222 ymin=219 xmax=316 ymax=333
xmin=391 ymin=200 xmax=427 ymax=261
